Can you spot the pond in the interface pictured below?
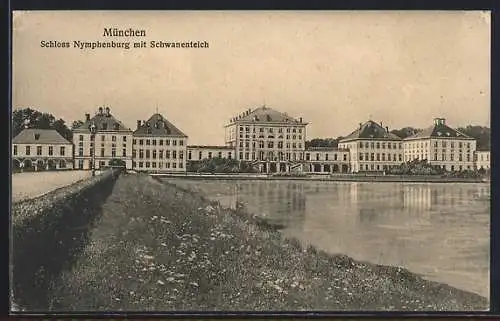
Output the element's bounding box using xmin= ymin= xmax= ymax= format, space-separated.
xmin=165 ymin=178 xmax=490 ymax=299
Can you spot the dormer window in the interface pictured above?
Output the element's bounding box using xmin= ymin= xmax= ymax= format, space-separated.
xmin=114 ymin=123 xmax=120 ymax=130
xmin=266 ymin=115 xmax=272 ymax=121
xmin=437 ymin=132 xmax=442 ymax=136
xmin=34 ymin=133 xmax=40 ymax=140
xmin=147 ymin=128 xmax=152 ymax=134
xmin=446 ymin=132 xmax=451 ymax=136
xmin=102 ymin=123 xmax=108 ymax=130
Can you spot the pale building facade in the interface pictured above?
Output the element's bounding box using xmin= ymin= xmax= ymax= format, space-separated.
xmin=339 ymin=120 xmax=404 ymax=173
xmin=132 ymin=113 xmax=188 ymax=172
xmin=12 ymin=128 xmax=73 ymax=171
xmin=475 ymin=150 xmax=490 ymax=170
xmin=224 ymin=105 xmax=307 ymax=173
xmin=403 ymin=118 xmax=476 ymax=171
xmin=187 ymin=146 xmax=235 ymax=161
xmin=303 ymin=147 xmax=351 ymax=173
xmin=73 ymin=107 xmax=133 ymax=170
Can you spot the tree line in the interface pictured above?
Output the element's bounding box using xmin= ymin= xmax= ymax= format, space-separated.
xmin=12 ymin=108 xmax=84 ymax=141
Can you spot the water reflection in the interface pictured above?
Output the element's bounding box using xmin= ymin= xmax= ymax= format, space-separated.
xmin=166 ymin=179 xmax=490 ymax=299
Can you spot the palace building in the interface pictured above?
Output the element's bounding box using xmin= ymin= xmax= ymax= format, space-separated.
xmin=187 ymin=145 xmax=235 ymax=161
xmin=225 ymin=105 xmax=307 ymax=173
xmin=73 ymin=107 xmax=133 ymax=170
xmin=403 ymin=118 xmax=476 ymax=171
xmin=12 ymin=128 xmax=73 ymax=171
xmin=132 ymin=113 xmax=188 ymax=172
xmin=338 ymin=120 xmax=403 ymax=173
xmin=475 ymin=150 xmax=490 ymax=170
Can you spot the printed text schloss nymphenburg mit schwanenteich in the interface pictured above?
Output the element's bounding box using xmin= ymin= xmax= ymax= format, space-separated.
xmin=39 ymin=27 xmax=210 ymax=49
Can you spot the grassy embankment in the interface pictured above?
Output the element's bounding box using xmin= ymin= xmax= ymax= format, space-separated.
xmin=47 ymin=174 xmax=488 ymax=311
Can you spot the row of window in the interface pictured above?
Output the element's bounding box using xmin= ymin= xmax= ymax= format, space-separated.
xmin=405 ymin=149 xmax=471 ymax=154
xmin=239 ymin=126 xmax=303 ymax=134
xmin=79 ymin=135 xmax=127 ymax=142
xmin=359 ymin=153 xmax=403 ymax=162
xmin=188 ymin=151 xmax=232 ymax=160
xmin=133 ymin=138 xmax=184 ymax=146
xmin=406 ymin=154 xmax=473 ymax=162
xmin=239 ymin=141 xmax=303 ymax=149
xmin=358 ymin=142 xmax=403 ymax=149
xmin=305 ymin=153 xmax=349 ymax=161
xmin=239 ymin=134 xmax=303 ymax=140
xmin=404 ymin=141 xmax=472 ymax=149
xmin=79 ymin=142 xmax=127 ymax=148
xmin=78 ymin=148 xmax=126 ymax=157
xmin=133 ymin=150 xmax=184 ymax=159
xmin=133 ymin=161 xmax=184 ymax=169
xmin=13 ymin=145 xmax=66 ymax=156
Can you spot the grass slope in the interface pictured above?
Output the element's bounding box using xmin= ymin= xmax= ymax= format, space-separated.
xmin=48 ymin=174 xmax=488 ymax=312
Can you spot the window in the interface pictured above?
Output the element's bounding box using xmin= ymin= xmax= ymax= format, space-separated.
xmin=180 ymin=151 xmax=184 ymax=159
xmin=173 ymin=151 xmax=177 ymax=159
xmin=218 ymin=151 xmax=222 ymax=158
xmin=139 ymin=139 xmax=144 ymax=145
xmin=359 ymin=153 xmax=363 ymax=161
xmin=376 ymin=142 xmax=380 ymax=149
xmin=316 ymin=153 xmax=320 ymax=161
xmin=60 ymin=146 xmax=65 ymax=156
xmin=152 ymin=139 xmax=156 ymax=146
xmin=122 ymin=149 xmax=126 ymax=157
xmin=159 ymin=140 xmax=163 ymax=146
xmin=188 ymin=151 xmax=192 ymax=160
xmin=48 ymin=146 xmax=53 ymax=156
xmin=173 ymin=140 xmax=177 ymax=146
xmin=228 ymin=152 xmax=232 ymax=159
xmin=343 ymin=154 xmax=347 ymax=161
xmin=146 ymin=150 xmax=150 ymax=158
xmin=239 ymin=152 xmax=243 ymax=159
xmin=112 ymin=149 xmax=116 ymax=158
xmin=78 ymin=147 xmax=83 ymax=157
xmin=102 ymin=123 xmax=108 ymax=130
xmin=370 ymin=153 xmax=374 ymax=161
xmin=179 ymin=140 xmax=184 ymax=146
xmin=208 ymin=152 xmax=212 ymax=159
xmin=173 ymin=163 xmax=177 ymax=168
xmin=166 ymin=151 xmax=171 ymax=159
xmin=179 ymin=162 xmax=183 ymax=168
xmin=37 ymin=146 xmax=42 ymax=156
xmin=158 ymin=150 xmax=163 ymax=159
xmin=153 ymin=150 xmax=157 ymax=159
xmin=146 ymin=139 xmax=150 ymax=146
xmin=13 ymin=145 xmax=17 ymax=155
xmin=139 ymin=149 xmax=144 ymax=158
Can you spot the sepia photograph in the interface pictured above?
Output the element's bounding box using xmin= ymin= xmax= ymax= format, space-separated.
xmin=10 ymin=10 xmax=490 ymax=313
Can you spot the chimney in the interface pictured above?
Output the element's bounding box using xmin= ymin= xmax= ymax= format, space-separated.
xmin=299 ymin=117 xmax=303 ymax=123
xmin=98 ymin=107 xmax=103 ymax=115
xmin=85 ymin=113 xmax=90 ymax=122
xmin=105 ymin=107 xmax=110 ymax=116
xmin=385 ymin=126 xmax=389 ymax=133
xmin=380 ymin=121 xmax=383 ymax=127
xmin=434 ymin=118 xmax=445 ymax=126
xmin=137 ymin=120 xmax=141 ymax=130
xmin=359 ymin=122 xmax=362 ymax=129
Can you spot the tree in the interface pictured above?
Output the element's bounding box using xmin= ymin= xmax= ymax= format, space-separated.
xmin=12 ymin=108 xmax=74 ymax=141
xmin=305 ymin=136 xmax=343 ymax=148
xmin=457 ymin=125 xmax=490 ymax=150
xmin=72 ymin=120 xmax=84 ymax=130
xmin=390 ymin=127 xmax=423 ymax=139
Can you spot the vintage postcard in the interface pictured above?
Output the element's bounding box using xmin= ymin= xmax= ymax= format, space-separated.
xmin=10 ymin=10 xmax=490 ymax=313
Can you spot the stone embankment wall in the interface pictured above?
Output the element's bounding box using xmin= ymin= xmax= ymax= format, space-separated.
xmin=11 ymin=169 xmax=121 ymax=311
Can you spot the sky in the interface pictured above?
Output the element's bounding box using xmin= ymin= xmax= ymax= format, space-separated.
xmin=12 ymin=11 xmax=490 ymax=145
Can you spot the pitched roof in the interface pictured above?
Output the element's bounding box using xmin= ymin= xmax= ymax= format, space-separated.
xmin=13 ymin=128 xmax=72 ymax=145
xmin=133 ymin=113 xmax=187 ymax=137
xmin=73 ymin=110 xmax=131 ymax=133
xmin=228 ymin=105 xmax=306 ymax=125
xmin=340 ymin=120 xmax=402 ymax=142
xmin=404 ymin=120 xmax=474 ymax=140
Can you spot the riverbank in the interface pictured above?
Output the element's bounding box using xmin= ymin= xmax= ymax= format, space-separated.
xmin=44 ymin=173 xmax=487 ymax=312
xmin=149 ymin=172 xmax=488 ymax=183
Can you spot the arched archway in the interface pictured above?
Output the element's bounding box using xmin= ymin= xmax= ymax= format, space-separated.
xmin=12 ymin=159 xmax=20 ymax=171
xmin=332 ymin=164 xmax=340 ymax=173
xmin=270 ymin=163 xmax=277 ymax=173
xmin=313 ymin=164 xmax=321 ymax=172
xmin=47 ymin=159 xmax=57 ymax=170
xmin=341 ymin=164 xmax=349 ymax=173
xmin=323 ymin=164 xmax=331 ymax=173
xmin=23 ymin=159 xmax=33 ymax=171
xmin=36 ymin=160 xmax=45 ymax=171
xmin=59 ymin=159 xmax=67 ymax=169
